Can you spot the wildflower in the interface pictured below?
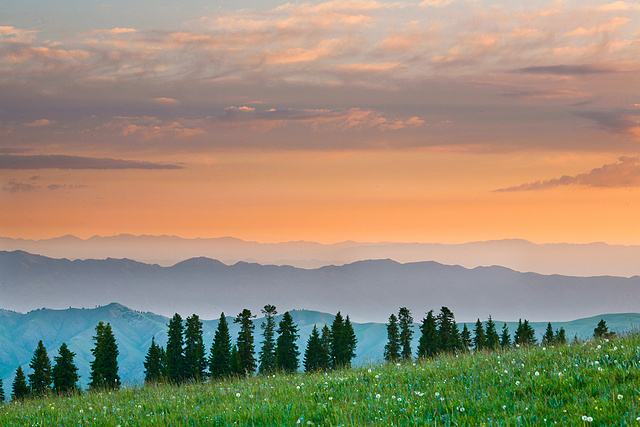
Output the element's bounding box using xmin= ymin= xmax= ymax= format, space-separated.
xmin=435 ymin=392 xmax=440 ymax=397
xmin=515 ymin=381 xmax=521 ymax=386
xmin=459 ymin=406 xmax=465 ymax=412
xmin=296 ymin=386 xmax=301 ymax=390
xmin=328 ymin=396 xmax=333 ymax=401
xmin=235 ymin=392 xmax=241 ymax=398
xmin=534 ymin=371 xmax=540 ymax=376
xmin=375 ymin=393 xmax=381 ymax=399
xmin=502 ymin=405 xmax=507 ymax=410
xmin=617 ymin=394 xmax=623 ymax=400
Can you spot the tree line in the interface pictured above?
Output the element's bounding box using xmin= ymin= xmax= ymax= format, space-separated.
xmin=1 ymin=306 xmax=615 ymax=402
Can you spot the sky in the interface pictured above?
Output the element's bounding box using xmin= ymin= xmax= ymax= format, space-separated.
xmin=0 ymin=0 xmax=639 ymax=243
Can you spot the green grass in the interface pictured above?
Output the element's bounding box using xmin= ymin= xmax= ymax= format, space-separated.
xmin=2 ymin=336 xmax=640 ymax=426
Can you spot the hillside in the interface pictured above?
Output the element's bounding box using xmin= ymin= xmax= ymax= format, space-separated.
xmin=1 ymin=303 xmax=639 ymax=394
xmin=2 ymin=250 xmax=640 ymax=322
xmin=1 ymin=334 xmax=639 ymax=425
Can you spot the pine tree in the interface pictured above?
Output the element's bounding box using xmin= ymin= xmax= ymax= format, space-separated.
xmin=329 ymin=312 xmax=345 ymax=368
xmin=485 ymin=316 xmax=500 ymax=351
xmin=500 ymin=323 xmax=511 ymax=349
xmin=165 ymin=313 xmax=185 ymax=383
xmin=319 ymin=325 xmax=332 ymax=370
xmin=437 ymin=307 xmax=462 ymax=353
xmin=275 ymin=311 xmax=300 ymax=373
xmin=594 ymin=319 xmax=614 ymax=339
xmin=523 ymin=320 xmax=537 ymax=345
xmin=258 ymin=305 xmax=277 ymax=375
xmin=0 ymin=379 xmax=4 ymax=403
xmin=235 ymin=309 xmax=256 ymax=375
xmin=417 ymin=310 xmax=438 ymax=358
xmin=28 ymin=340 xmax=52 ymax=395
xmin=343 ymin=316 xmax=357 ymax=368
xmin=89 ymin=322 xmax=120 ymax=390
xmin=209 ymin=313 xmax=232 ymax=379
xmin=52 ymin=342 xmax=79 ymax=394
xmin=384 ymin=314 xmax=401 ymax=362
xmin=229 ymin=344 xmax=241 ymax=375
xmin=12 ymin=367 xmax=29 ymax=401
xmin=398 ymin=307 xmax=414 ymax=361
xmin=460 ymin=324 xmax=472 ymax=351
xmin=542 ymin=322 xmax=555 ymax=346
xmin=472 ymin=319 xmax=487 ymax=351
xmin=144 ymin=337 xmax=165 ymax=384
xmin=555 ymin=327 xmax=567 ymax=345
xmin=303 ymin=326 xmax=326 ymax=372
xmin=184 ymin=314 xmax=206 ymax=382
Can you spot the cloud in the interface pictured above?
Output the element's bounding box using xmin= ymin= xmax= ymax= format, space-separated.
xmin=24 ymin=118 xmax=54 ymax=127
xmin=152 ymin=97 xmax=180 ymax=106
xmin=2 ymin=180 xmax=39 ymax=193
xmin=513 ymin=64 xmax=615 ymax=75
xmin=596 ymin=1 xmax=640 ymax=12
xmin=495 ymin=157 xmax=640 ymax=192
xmin=577 ymin=110 xmax=640 ymax=137
xmin=107 ymin=116 xmax=205 ymax=140
xmin=565 ymin=17 xmax=630 ymax=37
xmin=420 ymin=0 xmax=454 ymax=7
xmin=0 ymin=154 xmax=182 ymax=170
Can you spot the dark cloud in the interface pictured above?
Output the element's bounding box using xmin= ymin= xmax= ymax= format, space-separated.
xmin=2 ymin=180 xmax=39 ymax=193
xmin=576 ymin=110 xmax=639 ymax=135
xmin=513 ymin=64 xmax=614 ymax=76
xmin=495 ymin=156 xmax=640 ymax=192
xmin=0 ymin=155 xmax=183 ymax=170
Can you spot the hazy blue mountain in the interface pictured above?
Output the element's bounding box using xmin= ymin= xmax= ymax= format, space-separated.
xmin=1 ymin=250 xmax=639 ymax=322
xmin=3 ymin=234 xmax=640 ymax=276
xmin=1 ymin=303 xmax=638 ymax=397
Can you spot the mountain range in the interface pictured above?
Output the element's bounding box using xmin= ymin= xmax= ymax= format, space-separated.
xmin=1 ymin=250 xmax=639 ymax=322
xmin=1 ymin=303 xmax=638 ymax=394
xmin=3 ymin=234 xmax=640 ymax=276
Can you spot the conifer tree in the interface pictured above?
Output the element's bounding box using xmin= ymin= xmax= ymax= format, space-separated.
xmin=258 ymin=305 xmax=277 ymax=375
xmin=12 ymin=367 xmax=29 ymax=401
xmin=275 ymin=311 xmax=300 ymax=373
xmin=500 ymin=323 xmax=511 ymax=349
xmin=184 ymin=314 xmax=206 ymax=382
xmin=89 ymin=322 xmax=120 ymax=390
xmin=0 ymin=379 xmax=4 ymax=403
xmin=555 ymin=327 xmax=567 ymax=345
xmin=319 ymin=325 xmax=332 ymax=370
xmin=485 ymin=316 xmax=500 ymax=350
xmin=52 ymin=342 xmax=79 ymax=394
xmin=235 ymin=309 xmax=256 ymax=375
xmin=417 ymin=310 xmax=438 ymax=358
xmin=229 ymin=344 xmax=241 ymax=375
xmin=144 ymin=337 xmax=165 ymax=384
xmin=593 ymin=319 xmax=614 ymax=339
xmin=343 ymin=316 xmax=358 ymax=368
xmin=384 ymin=314 xmax=401 ymax=362
xmin=209 ymin=313 xmax=232 ymax=379
xmin=523 ymin=320 xmax=537 ymax=345
xmin=329 ymin=312 xmax=345 ymax=368
xmin=398 ymin=307 xmax=414 ymax=361
xmin=514 ymin=319 xmax=525 ymax=346
xmin=28 ymin=340 xmax=52 ymax=395
xmin=303 ymin=326 xmax=327 ymax=372
xmin=460 ymin=324 xmax=472 ymax=351
xmin=542 ymin=322 xmax=555 ymax=346
xmin=437 ymin=307 xmax=461 ymax=352
xmin=473 ymin=319 xmax=487 ymax=351
xmin=164 ymin=314 xmax=185 ymax=383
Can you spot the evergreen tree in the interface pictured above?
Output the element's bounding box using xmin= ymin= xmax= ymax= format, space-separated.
xmin=165 ymin=313 xmax=185 ymax=383
xmin=0 ymin=379 xmax=4 ymax=403
xmin=542 ymin=322 xmax=555 ymax=346
xmin=329 ymin=312 xmax=345 ymax=368
xmin=384 ymin=313 xmax=401 ymax=362
xmin=460 ymin=324 xmax=472 ymax=352
xmin=344 ymin=316 xmax=358 ymax=368
xmin=473 ymin=319 xmax=487 ymax=351
xmin=184 ymin=314 xmax=206 ymax=382
xmin=555 ymin=327 xmax=567 ymax=345
xmin=28 ymin=340 xmax=52 ymax=395
xmin=398 ymin=307 xmax=414 ymax=361
xmin=11 ymin=367 xmax=29 ymax=401
xmin=89 ymin=322 xmax=120 ymax=390
xmin=514 ymin=319 xmax=525 ymax=346
xmin=485 ymin=316 xmax=500 ymax=350
xmin=500 ymin=323 xmax=511 ymax=349
xmin=144 ymin=337 xmax=165 ymax=384
xmin=319 ymin=325 xmax=332 ymax=370
xmin=417 ymin=310 xmax=438 ymax=358
xmin=437 ymin=307 xmax=461 ymax=352
xmin=303 ymin=326 xmax=327 ymax=372
xmin=523 ymin=320 xmax=537 ymax=345
xmin=258 ymin=305 xmax=277 ymax=375
xmin=229 ymin=344 xmax=241 ymax=375
xmin=235 ymin=309 xmax=256 ymax=375
xmin=209 ymin=313 xmax=232 ymax=379
xmin=594 ymin=319 xmax=614 ymax=339
xmin=52 ymin=343 xmax=79 ymax=394
xmin=275 ymin=311 xmax=300 ymax=372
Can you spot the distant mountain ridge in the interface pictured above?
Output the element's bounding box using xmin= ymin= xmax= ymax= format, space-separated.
xmin=2 ymin=234 xmax=640 ymax=276
xmin=1 ymin=250 xmax=639 ymax=323
xmin=1 ymin=303 xmax=638 ymax=394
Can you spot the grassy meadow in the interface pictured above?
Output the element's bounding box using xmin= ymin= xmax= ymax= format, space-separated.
xmin=1 ymin=335 xmax=639 ymax=426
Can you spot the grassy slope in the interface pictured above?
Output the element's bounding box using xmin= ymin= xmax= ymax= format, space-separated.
xmin=1 ymin=336 xmax=639 ymax=426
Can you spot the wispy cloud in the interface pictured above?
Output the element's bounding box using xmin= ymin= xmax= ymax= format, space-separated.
xmin=513 ymin=64 xmax=616 ymax=75
xmin=0 ymin=155 xmax=183 ymax=170
xmin=495 ymin=157 xmax=640 ymax=192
